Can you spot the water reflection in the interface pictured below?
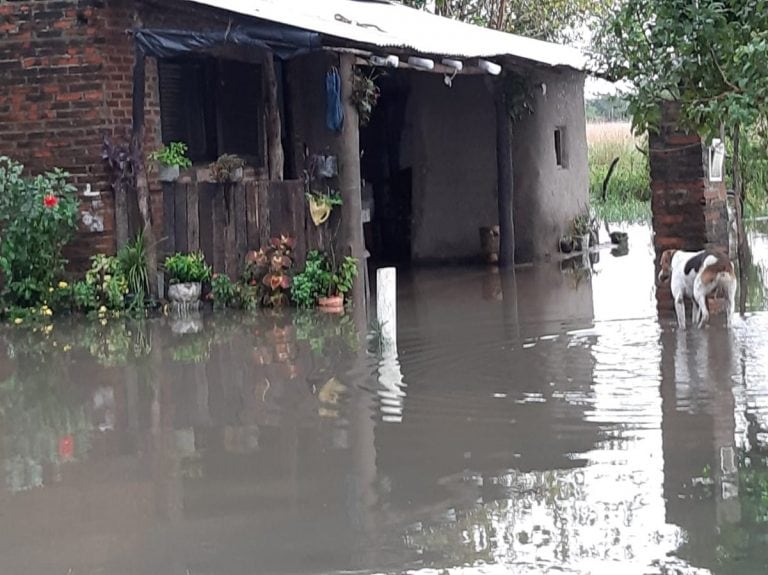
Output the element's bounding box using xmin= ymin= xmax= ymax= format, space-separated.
xmin=1 ymin=225 xmax=768 ymax=574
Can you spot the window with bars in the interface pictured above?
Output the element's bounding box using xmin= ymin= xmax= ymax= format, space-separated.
xmin=157 ymin=57 xmax=264 ymax=164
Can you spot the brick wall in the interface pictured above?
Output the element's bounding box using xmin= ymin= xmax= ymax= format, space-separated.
xmin=0 ymin=0 xmax=118 ymax=266
xmin=650 ymin=101 xmax=728 ymax=313
xmin=0 ymin=0 xmax=249 ymax=269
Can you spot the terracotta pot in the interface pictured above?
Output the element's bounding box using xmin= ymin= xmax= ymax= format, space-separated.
xmin=318 ymin=294 xmax=344 ymax=312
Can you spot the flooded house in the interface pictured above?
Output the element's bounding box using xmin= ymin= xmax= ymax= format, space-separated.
xmin=0 ymin=0 xmax=588 ymax=278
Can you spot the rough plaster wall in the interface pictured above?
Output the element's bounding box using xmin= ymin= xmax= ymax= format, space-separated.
xmin=513 ymin=70 xmax=588 ymax=262
xmin=408 ymin=74 xmax=499 ymax=262
xmin=285 ymin=52 xmax=339 ymax=172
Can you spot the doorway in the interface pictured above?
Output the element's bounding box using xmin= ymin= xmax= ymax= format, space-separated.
xmin=360 ymin=73 xmax=412 ymax=265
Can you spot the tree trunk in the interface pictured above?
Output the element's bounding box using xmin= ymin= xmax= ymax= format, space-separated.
xmin=131 ymin=45 xmax=158 ymax=298
xmin=732 ymin=123 xmax=748 ymax=314
xmin=495 ymin=86 xmax=515 ymax=267
xmin=264 ymin=52 xmax=284 ymax=182
xmin=115 ymin=179 xmax=129 ymax=249
xmin=337 ymin=54 xmax=366 ymax=313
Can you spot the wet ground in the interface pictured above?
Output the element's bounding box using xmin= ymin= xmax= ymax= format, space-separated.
xmin=2 ymin=224 xmax=768 ymax=574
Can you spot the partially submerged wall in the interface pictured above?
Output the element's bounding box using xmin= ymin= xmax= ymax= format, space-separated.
xmin=512 ymin=68 xmax=589 ymax=263
xmin=650 ymin=101 xmax=728 ymax=313
xmin=406 ymin=73 xmax=499 ymax=263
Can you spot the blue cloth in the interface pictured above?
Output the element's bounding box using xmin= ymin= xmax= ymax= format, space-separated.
xmin=326 ymin=68 xmax=344 ymax=132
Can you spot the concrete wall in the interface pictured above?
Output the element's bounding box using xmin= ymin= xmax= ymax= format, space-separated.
xmin=405 ymin=74 xmax=499 ymax=263
xmin=512 ymin=68 xmax=589 ymax=263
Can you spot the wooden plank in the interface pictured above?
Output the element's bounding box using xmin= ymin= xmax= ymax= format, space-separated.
xmin=174 ymin=182 xmax=188 ymax=253
xmin=245 ymin=181 xmax=259 ymax=249
xmin=199 ymin=182 xmax=215 ymax=268
xmin=264 ymin=52 xmax=284 ymax=181
xmin=234 ymin=182 xmax=248 ymax=267
xmin=212 ymin=184 xmax=227 ymax=274
xmin=162 ymin=182 xmax=176 ymax=256
xmin=187 ymin=180 xmax=200 ymax=253
xmin=131 ymin=46 xmax=158 ymax=298
xmin=290 ymin=182 xmax=306 ymax=268
xmin=258 ymin=179 xmax=270 ymax=249
xmin=225 ymin=184 xmax=238 ymax=278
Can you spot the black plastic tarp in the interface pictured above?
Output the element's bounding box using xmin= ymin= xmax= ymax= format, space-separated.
xmin=134 ymin=23 xmax=321 ymax=60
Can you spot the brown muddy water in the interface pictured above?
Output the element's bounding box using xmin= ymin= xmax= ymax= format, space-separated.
xmin=2 ymin=224 xmax=768 ymax=575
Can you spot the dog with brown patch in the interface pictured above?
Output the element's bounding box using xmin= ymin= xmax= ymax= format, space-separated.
xmin=658 ymin=249 xmax=737 ymax=328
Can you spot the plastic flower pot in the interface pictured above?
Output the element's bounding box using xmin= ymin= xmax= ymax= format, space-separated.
xmin=158 ymin=165 xmax=180 ymax=183
xmin=168 ymin=282 xmax=202 ymax=304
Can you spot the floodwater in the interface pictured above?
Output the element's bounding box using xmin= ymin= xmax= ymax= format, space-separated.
xmin=2 ymin=225 xmax=768 ymax=575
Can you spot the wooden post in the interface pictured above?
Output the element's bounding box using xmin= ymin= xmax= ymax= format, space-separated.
xmin=265 ymin=51 xmax=284 ymax=181
xmin=376 ymin=267 xmax=397 ymax=352
xmin=131 ymin=43 xmax=158 ymax=298
xmin=115 ymin=180 xmax=129 ymax=249
xmin=376 ymin=266 xmax=404 ymax=423
xmin=337 ymin=53 xmax=366 ymax=311
xmin=495 ymin=86 xmax=515 ymax=267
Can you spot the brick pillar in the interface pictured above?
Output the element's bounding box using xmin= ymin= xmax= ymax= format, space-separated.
xmin=651 ymin=101 xmax=728 ymax=313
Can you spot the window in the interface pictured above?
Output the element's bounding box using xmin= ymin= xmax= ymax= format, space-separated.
xmin=554 ymin=126 xmax=568 ymax=168
xmin=158 ymin=57 xmax=263 ymax=163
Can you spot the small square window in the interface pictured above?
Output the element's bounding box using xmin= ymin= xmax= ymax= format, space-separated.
xmin=554 ymin=127 xmax=568 ymax=168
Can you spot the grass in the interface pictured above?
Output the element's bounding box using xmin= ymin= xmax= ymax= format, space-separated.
xmin=587 ymin=122 xmax=651 ymax=223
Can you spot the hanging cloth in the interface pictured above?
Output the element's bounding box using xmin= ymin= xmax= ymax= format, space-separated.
xmin=326 ymin=67 xmax=344 ymax=132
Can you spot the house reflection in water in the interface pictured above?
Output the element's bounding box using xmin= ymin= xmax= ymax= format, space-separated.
xmin=3 ymin=258 xmax=756 ymax=573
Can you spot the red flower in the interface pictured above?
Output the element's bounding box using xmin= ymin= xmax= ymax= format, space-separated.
xmin=43 ymin=194 xmax=58 ymax=208
xmin=58 ymin=435 xmax=74 ymax=460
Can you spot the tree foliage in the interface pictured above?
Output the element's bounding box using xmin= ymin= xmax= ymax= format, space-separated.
xmin=401 ymin=0 xmax=608 ymax=43
xmin=591 ymin=0 xmax=768 ymax=138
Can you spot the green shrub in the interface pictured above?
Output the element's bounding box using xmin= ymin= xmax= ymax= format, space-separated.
xmin=148 ymin=142 xmax=192 ymax=168
xmin=84 ymin=254 xmax=128 ymax=311
xmin=164 ymin=252 xmax=211 ymax=284
xmin=291 ymin=251 xmax=331 ymax=308
xmin=211 ymin=274 xmax=237 ymax=309
xmin=0 ymin=157 xmax=79 ymax=307
xmin=118 ymin=231 xmax=149 ymax=299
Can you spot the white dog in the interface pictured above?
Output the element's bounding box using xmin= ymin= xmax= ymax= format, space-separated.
xmin=658 ymin=249 xmax=737 ymax=328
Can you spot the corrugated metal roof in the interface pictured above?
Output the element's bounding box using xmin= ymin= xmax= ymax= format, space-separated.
xmin=184 ymin=0 xmax=586 ymax=70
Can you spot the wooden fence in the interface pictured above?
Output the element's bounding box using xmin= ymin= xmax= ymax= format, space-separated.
xmin=162 ymin=179 xmax=308 ymax=277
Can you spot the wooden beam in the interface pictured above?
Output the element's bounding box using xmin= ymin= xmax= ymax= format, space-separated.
xmin=264 ymin=51 xmax=284 ymax=181
xmin=338 ymin=53 xmax=366 ymax=311
xmin=495 ymin=85 xmax=515 ymax=267
xmin=130 ymin=43 xmax=158 ymax=298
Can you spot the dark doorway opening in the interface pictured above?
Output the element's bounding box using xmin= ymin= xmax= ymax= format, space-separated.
xmin=360 ymin=73 xmax=412 ymax=265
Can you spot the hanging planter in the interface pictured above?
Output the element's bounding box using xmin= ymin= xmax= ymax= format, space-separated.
xmin=351 ymin=68 xmax=382 ymax=127
xmin=306 ymin=190 xmax=342 ymax=227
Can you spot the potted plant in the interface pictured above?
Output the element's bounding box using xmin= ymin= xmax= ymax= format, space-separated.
xmin=149 ymin=142 xmax=192 ymax=183
xmin=243 ymin=236 xmax=295 ymax=307
xmin=306 ymin=189 xmax=343 ymax=226
xmin=164 ymin=252 xmax=211 ymax=305
xmin=570 ymin=212 xmax=592 ymax=252
xmin=320 ymin=255 xmax=358 ymax=311
xmin=350 ymin=68 xmax=381 ymax=127
xmin=209 ymin=154 xmax=245 ymax=184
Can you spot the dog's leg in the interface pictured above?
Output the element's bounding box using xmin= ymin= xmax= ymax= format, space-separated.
xmin=691 ymin=299 xmax=699 ymax=326
xmin=726 ymin=278 xmax=737 ymax=326
xmin=693 ymin=277 xmax=709 ymax=327
xmin=674 ymin=295 xmax=687 ymax=329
